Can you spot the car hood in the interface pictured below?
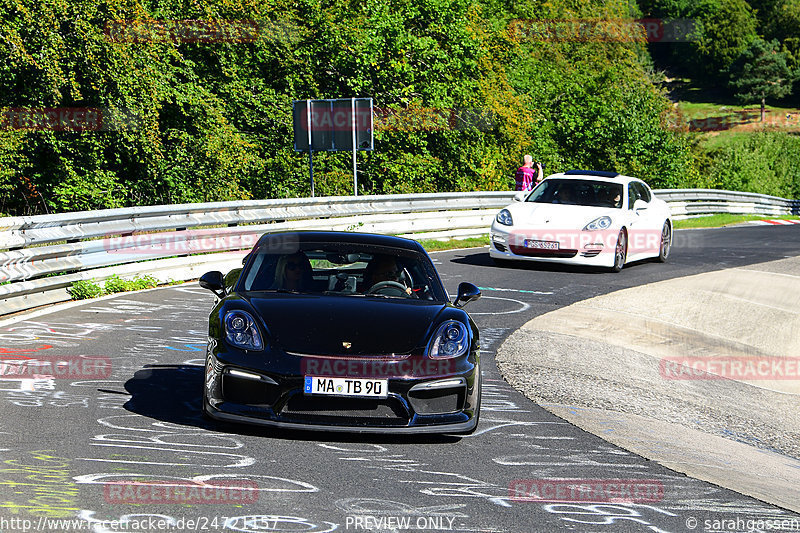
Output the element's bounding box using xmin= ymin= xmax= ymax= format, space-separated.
xmin=243 ymin=293 xmax=448 ymax=356
xmin=506 ymin=203 xmax=619 ymax=228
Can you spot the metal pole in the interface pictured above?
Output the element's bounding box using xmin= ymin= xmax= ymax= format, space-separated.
xmin=307 ymin=99 xmax=314 ymax=197
xmin=309 ymin=152 xmax=315 ymax=198
xmin=352 ymin=97 xmax=357 ymax=196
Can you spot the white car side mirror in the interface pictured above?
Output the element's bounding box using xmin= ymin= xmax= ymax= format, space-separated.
xmin=513 ymin=191 xmax=527 ymax=202
xmin=633 ymin=199 xmax=649 ymax=213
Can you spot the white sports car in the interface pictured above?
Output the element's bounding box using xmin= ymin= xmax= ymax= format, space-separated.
xmin=489 ymin=170 xmax=672 ymax=272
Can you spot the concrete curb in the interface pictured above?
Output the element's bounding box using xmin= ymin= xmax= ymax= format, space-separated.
xmin=496 ymin=255 xmax=800 ymax=513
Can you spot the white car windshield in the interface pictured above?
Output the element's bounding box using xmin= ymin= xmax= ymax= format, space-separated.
xmin=527 ymin=179 xmax=624 ymax=208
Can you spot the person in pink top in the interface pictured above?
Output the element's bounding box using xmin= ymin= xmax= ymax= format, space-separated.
xmin=514 ymin=155 xmax=543 ymax=191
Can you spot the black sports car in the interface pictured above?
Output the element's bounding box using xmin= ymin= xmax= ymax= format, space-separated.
xmin=198 ymin=231 xmax=482 ymax=434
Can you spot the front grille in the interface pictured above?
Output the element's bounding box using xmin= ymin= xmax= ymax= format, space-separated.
xmin=580 ymin=250 xmax=601 ymax=257
xmin=280 ymin=395 xmax=409 ymax=424
xmin=493 ymin=242 xmax=507 ymax=252
xmin=509 ymin=245 xmax=578 ymax=258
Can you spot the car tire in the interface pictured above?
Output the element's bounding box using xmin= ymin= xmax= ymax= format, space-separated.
xmin=201 ymin=388 xmax=213 ymax=421
xmin=657 ymin=221 xmax=671 ymax=263
xmin=201 ymin=357 xmax=214 ymax=422
xmin=611 ymin=229 xmax=627 ymax=273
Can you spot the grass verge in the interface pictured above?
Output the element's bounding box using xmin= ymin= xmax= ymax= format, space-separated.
xmin=674 ymin=214 xmax=798 ymax=229
xmin=69 ymin=275 xmax=180 ymax=300
xmin=418 ymin=236 xmax=489 ymax=251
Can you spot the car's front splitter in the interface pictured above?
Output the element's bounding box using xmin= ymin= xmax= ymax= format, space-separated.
xmin=203 ymin=351 xmax=480 ymax=434
xmin=203 ymin=400 xmax=478 ymax=434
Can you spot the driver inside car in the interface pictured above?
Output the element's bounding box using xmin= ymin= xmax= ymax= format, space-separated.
xmin=361 ymin=255 xmax=413 ymax=296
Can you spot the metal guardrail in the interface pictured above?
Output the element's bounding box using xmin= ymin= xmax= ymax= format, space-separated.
xmin=653 ymin=189 xmax=800 ymax=218
xmin=0 ymin=192 xmax=513 ymax=315
xmin=0 ymin=189 xmax=798 ymax=317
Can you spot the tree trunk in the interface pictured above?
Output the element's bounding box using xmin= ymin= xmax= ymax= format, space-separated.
xmin=761 ymin=98 xmax=766 ymax=122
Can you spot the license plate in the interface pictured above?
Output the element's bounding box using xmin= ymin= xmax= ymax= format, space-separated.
xmin=304 ymin=376 xmax=388 ymax=398
xmin=525 ymin=240 xmax=559 ymax=250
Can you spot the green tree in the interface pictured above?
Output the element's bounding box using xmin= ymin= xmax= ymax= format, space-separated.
xmin=749 ymin=0 xmax=800 ymax=43
xmin=642 ymin=0 xmax=759 ymax=84
xmin=0 ymin=0 xmax=700 ymax=215
xmin=729 ymin=38 xmax=797 ymax=121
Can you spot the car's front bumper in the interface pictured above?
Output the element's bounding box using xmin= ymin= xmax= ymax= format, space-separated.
xmin=489 ymin=225 xmax=617 ymax=267
xmin=203 ymin=348 xmax=480 ymax=434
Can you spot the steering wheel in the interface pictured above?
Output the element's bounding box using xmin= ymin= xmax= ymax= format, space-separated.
xmin=367 ymin=280 xmax=415 ymax=298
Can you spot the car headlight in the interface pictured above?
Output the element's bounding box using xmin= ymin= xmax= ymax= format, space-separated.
xmin=428 ymin=321 xmax=469 ymax=359
xmin=496 ymin=209 xmax=514 ymax=226
xmin=583 ymin=216 xmax=612 ymax=231
xmin=224 ymin=310 xmax=264 ymax=351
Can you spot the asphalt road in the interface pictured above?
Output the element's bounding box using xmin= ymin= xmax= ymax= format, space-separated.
xmin=1 ymin=224 xmax=799 ymax=533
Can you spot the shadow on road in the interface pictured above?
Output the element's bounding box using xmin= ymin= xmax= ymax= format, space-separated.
xmin=449 ymin=250 xmax=651 ymax=274
xmin=122 ymin=363 xmax=460 ymax=444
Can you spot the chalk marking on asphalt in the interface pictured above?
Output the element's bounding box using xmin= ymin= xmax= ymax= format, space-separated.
xmin=469 ymin=296 xmax=531 ymax=316
xmin=478 ymin=286 xmax=554 ymax=295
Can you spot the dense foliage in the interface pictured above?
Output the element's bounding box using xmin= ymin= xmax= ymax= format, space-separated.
xmin=0 ymin=0 xmax=796 ymax=216
xmin=697 ymin=131 xmax=800 ymax=198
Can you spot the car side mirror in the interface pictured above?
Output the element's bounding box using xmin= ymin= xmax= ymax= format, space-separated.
xmin=199 ymin=271 xmax=226 ymax=298
xmin=633 ymin=199 xmax=649 ymax=213
xmin=454 ymin=282 xmax=481 ymax=308
xmin=513 ymin=191 xmax=527 ymax=202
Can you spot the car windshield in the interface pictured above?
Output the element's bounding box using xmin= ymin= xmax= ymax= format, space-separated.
xmin=237 ymin=240 xmax=447 ymax=302
xmin=526 ymin=179 xmax=623 ymax=208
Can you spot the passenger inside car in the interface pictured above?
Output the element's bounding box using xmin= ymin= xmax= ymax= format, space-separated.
xmin=272 ymin=251 xmax=314 ymax=291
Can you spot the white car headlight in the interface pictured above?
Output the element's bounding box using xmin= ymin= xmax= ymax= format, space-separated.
xmin=224 ymin=310 xmax=264 ymax=351
xmin=496 ymin=209 xmax=513 ymax=226
xmin=583 ymin=216 xmax=612 ymax=231
xmin=428 ymin=321 xmax=469 ymax=359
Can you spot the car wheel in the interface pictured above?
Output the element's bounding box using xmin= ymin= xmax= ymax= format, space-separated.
xmin=611 ymin=229 xmax=627 ymax=273
xmin=657 ymin=221 xmax=671 ymax=263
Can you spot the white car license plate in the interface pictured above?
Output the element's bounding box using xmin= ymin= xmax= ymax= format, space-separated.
xmin=304 ymin=376 xmax=388 ymax=398
xmin=525 ymin=239 xmax=559 ymax=250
